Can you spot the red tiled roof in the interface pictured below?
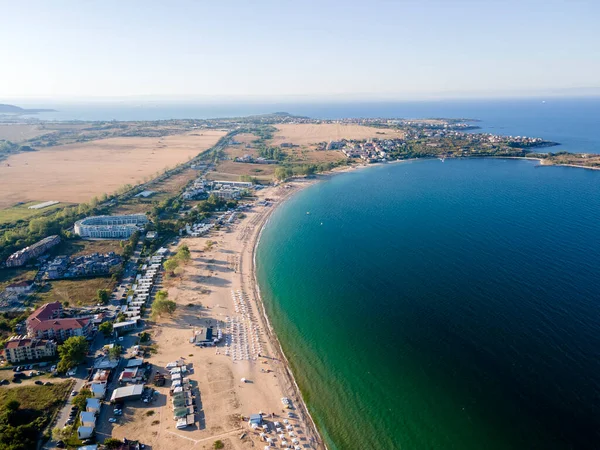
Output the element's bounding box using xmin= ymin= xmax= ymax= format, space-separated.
xmin=29 ymin=318 xmax=89 ymax=332
xmin=5 ymin=338 xmax=51 ymax=349
xmin=27 ymin=302 xmax=61 ymax=326
xmin=5 ymin=339 xmax=32 ymax=349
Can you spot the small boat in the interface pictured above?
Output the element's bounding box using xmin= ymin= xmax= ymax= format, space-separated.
xmin=306 ymin=211 xmax=310 ymax=215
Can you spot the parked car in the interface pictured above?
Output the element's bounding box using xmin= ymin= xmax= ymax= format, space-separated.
xmin=34 ymin=380 xmax=43 ymax=385
xmin=71 ymin=390 xmax=77 ymax=396
xmin=109 ymin=418 xmax=118 ymax=423
xmin=56 ymin=441 xmax=65 ymax=448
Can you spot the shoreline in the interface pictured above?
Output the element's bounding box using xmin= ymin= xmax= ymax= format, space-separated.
xmin=248 ymin=178 xmax=327 ymax=449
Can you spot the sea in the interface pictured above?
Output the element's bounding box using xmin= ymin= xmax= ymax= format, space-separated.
xmin=18 ymin=97 xmax=600 ymax=448
xmin=15 ymin=96 xmax=600 ymax=154
xmin=256 ymin=159 xmax=600 ymax=450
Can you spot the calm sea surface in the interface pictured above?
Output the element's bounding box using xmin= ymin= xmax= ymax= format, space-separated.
xmin=17 ymin=97 xmax=600 ymax=153
xmin=256 ymin=159 xmax=600 ymax=449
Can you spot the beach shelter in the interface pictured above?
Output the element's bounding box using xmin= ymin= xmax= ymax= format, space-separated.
xmin=173 ymin=407 xmax=188 ymax=418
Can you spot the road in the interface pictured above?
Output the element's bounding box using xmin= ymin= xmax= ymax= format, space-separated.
xmin=43 ymin=242 xmax=145 ymax=449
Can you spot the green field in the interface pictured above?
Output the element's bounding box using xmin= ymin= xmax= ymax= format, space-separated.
xmin=34 ymin=277 xmax=117 ymax=306
xmin=0 ymin=201 xmax=71 ymax=225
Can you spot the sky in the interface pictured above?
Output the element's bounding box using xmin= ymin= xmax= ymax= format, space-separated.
xmin=1 ymin=0 xmax=599 ymax=101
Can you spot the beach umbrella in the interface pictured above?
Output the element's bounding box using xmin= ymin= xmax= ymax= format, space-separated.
xmin=278 ymin=434 xmax=285 ymax=439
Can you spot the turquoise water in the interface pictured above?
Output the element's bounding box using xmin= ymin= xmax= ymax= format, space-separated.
xmin=256 ymin=159 xmax=600 ymax=449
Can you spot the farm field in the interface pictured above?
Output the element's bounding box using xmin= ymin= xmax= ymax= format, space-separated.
xmin=0 ymin=130 xmax=226 ymax=209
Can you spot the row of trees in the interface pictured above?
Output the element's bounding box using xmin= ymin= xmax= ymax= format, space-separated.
xmin=274 ymin=160 xmax=349 ymax=181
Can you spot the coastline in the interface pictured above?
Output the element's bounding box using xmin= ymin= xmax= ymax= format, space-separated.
xmin=248 ymin=178 xmax=327 ymax=449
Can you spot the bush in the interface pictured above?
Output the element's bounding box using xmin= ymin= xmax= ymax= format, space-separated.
xmin=213 ymin=440 xmax=225 ymax=449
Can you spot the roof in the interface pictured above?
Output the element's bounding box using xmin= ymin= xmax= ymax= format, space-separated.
xmin=27 ymin=302 xmax=61 ymax=328
xmin=126 ymin=358 xmax=144 ymax=368
xmin=80 ymin=411 xmax=96 ymax=423
xmin=111 ymin=384 xmax=144 ymax=401
xmin=90 ymin=383 xmax=106 ymax=393
xmin=92 ymin=370 xmax=110 ymax=382
xmin=29 ymin=318 xmax=89 ymax=333
xmin=86 ymin=397 xmax=101 ymax=408
xmin=113 ymin=320 xmax=137 ymax=329
xmin=5 ymin=338 xmax=51 ymax=349
xmin=249 ymin=414 xmax=263 ymax=425
xmin=6 ymin=280 xmax=34 ymax=289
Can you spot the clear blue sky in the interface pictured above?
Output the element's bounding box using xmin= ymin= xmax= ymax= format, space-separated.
xmin=1 ymin=0 xmax=598 ymax=100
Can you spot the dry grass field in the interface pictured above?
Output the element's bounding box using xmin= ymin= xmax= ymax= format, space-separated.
xmin=112 ymin=168 xmax=199 ymax=215
xmin=34 ymin=277 xmax=117 ymax=306
xmin=0 ymin=130 xmax=226 ymax=209
xmin=271 ymin=123 xmax=405 ymax=146
xmin=212 ymin=160 xmax=276 ymax=182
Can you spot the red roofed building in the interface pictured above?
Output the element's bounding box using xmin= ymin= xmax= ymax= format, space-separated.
xmin=26 ymin=302 xmax=91 ymax=342
xmin=3 ymin=336 xmax=57 ymax=363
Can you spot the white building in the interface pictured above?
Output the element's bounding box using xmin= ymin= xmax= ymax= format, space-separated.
xmin=74 ymin=214 xmax=148 ymax=239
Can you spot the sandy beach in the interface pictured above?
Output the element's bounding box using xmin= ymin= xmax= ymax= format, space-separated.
xmin=111 ymin=177 xmax=325 ymax=450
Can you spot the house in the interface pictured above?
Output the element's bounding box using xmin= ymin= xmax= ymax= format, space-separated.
xmin=5 ymin=280 xmax=35 ymax=295
xmin=90 ymin=382 xmax=107 ymax=399
xmin=119 ymin=367 xmax=141 ymax=384
xmin=110 ymin=384 xmax=144 ymax=403
xmin=86 ymin=397 xmax=101 ymax=414
xmin=80 ymin=411 xmax=96 ymax=428
xmin=126 ymin=358 xmax=144 ymax=368
xmin=77 ymin=426 xmax=94 ymax=440
xmin=113 ymin=320 xmax=138 ymax=336
xmin=3 ymin=336 xmax=56 ymax=363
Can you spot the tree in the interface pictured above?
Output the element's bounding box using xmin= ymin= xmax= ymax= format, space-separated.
xmin=57 ymin=336 xmax=89 ymax=372
xmin=163 ymin=258 xmax=179 ymax=275
xmin=139 ymin=331 xmax=150 ymax=343
xmin=72 ymin=388 xmax=92 ymax=412
xmin=274 ymin=166 xmax=290 ymax=181
xmin=97 ymin=289 xmax=110 ymax=305
xmin=108 ymin=345 xmax=122 ymax=360
xmin=52 ymin=426 xmax=70 ymax=441
xmin=104 ymin=438 xmax=123 ymax=449
xmin=176 ymin=245 xmax=191 ymax=262
xmin=151 ymin=291 xmax=177 ymax=320
xmin=99 ymin=321 xmax=113 ymax=338
xmin=5 ymin=400 xmax=20 ymax=412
